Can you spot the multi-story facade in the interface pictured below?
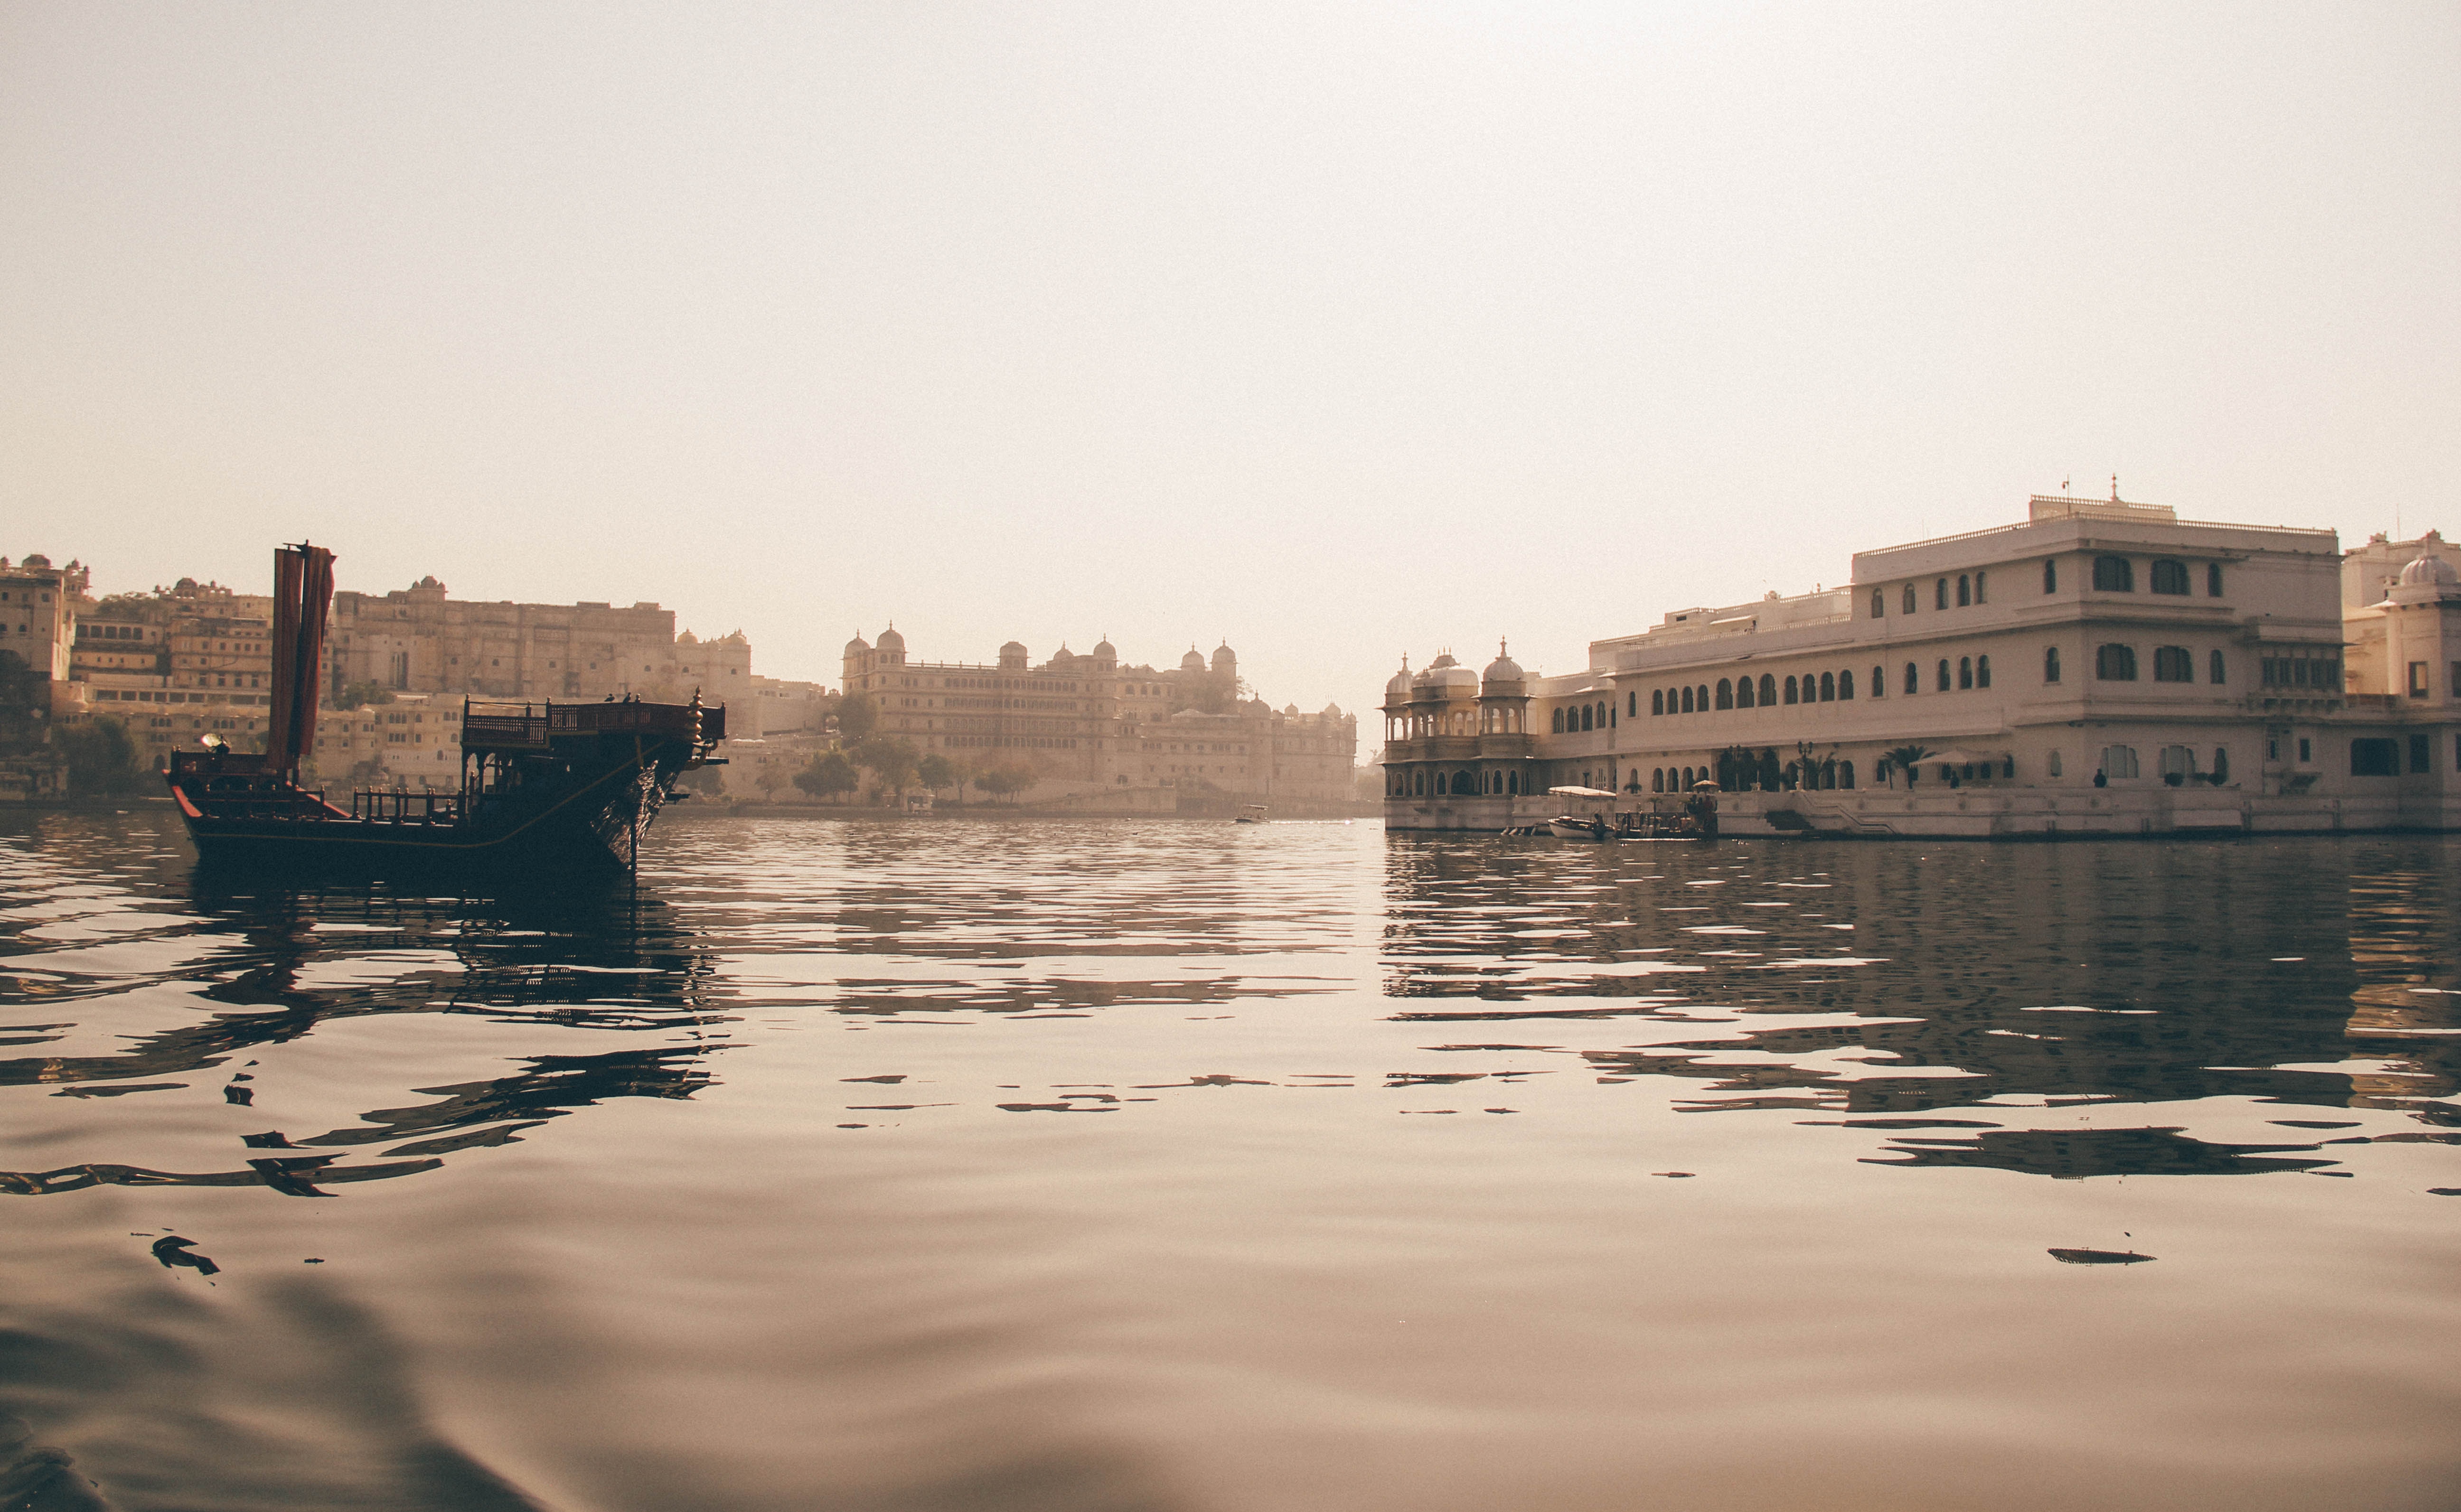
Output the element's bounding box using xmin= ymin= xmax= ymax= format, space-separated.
xmin=842 ymin=629 xmax=1358 ymax=811
xmin=1384 ymin=494 xmax=2461 ymax=836
xmin=325 ymin=577 xmax=753 ymax=715
xmin=0 ymin=555 xmax=80 ymax=693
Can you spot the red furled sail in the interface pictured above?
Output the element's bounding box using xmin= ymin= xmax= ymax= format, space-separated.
xmin=264 ymin=543 xmax=335 ymax=774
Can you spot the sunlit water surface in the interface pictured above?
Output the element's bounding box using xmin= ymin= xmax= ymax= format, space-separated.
xmin=2 ymin=813 xmax=2457 ymax=1511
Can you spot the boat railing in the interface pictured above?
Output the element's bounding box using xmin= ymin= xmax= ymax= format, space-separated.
xmin=463 ymin=699 xmax=725 ymax=751
xmin=349 ymin=788 xmax=464 ymax=824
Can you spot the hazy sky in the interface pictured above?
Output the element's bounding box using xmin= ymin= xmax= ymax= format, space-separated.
xmin=5 ymin=4 xmax=2455 ymax=715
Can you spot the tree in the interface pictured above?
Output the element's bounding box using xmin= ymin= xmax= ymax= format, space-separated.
xmin=55 ymin=716 xmax=142 ymax=795
xmin=754 ymin=762 xmax=790 ymax=800
xmin=975 ymin=763 xmax=1037 ymax=804
xmin=1882 ymin=745 xmax=1935 ymax=790
xmin=0 ymin=650 xmax=45 ymax=748
xmin=916 ymin=752 xmax=957 ymax=797
xmin=794 ymin=750 xmax=859 ymax=803
xmin=835 ymin=692 xmax=878 ymax=742
xmin=335 ymin=679 xmax=395 ymax=709
xmin=850 ymin=735 xmax=919 ymax=800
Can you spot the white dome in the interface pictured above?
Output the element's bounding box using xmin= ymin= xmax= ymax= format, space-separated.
xmin=1423 ymin=652 xmax=1479 ymax=696
xmin=2398 ymin=554 xmax=2458 ymax=587
xmin=1482 ymin=638 xmax=1524 ymax=685
xmin=875 ymin=626 xmax=905 ymax=651
xmin=844 ymin=633 xmax=871 ymax=657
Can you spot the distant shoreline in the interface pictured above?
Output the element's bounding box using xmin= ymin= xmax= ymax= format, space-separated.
xmin=662 ymin=801 xmax=1381 ymax=822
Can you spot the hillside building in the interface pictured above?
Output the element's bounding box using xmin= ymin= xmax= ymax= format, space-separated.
xmin=843 ymin=629 xmax=1357 ymax=812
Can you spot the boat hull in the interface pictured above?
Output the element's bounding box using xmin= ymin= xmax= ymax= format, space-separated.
xmin=170 ymin=730 xmax=689 ymax=879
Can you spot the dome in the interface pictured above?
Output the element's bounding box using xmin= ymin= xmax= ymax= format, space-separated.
xmin=843 ymin=632 xmax=871 ymax=657
xmin=1420 ymin=652 xmax=1478 ymax=696
xmin=1211 ymin=641 xmax=1236 ymax=672
xmin=1482 ymin=637 xmax=1524 ymax=686
xmin=1323 ymin=702 xmax=1343 ymax=719
xmin=1384 ymin=657 xmax=1412 ymax=703
xmin=677 ymin=629 xmax=699 ymax=645
xmin=1093 ymin=638 xmax=1116 ymax=659
xmin=1181 ymin=647 xmax=1207 ymax=672
xmin=1000 ymin=640 xmax=1028 ymax=655
xmin=2398 ymin=554 xmax=2458 ymax=587
xmin=875 ymin=625 xmax=905 ymax=652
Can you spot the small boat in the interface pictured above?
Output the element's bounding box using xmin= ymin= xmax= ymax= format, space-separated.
xmin=1235 ymin=804 xmax=1268 ymax=824
xmin=164 ymin=544 xmax=725 ymax=877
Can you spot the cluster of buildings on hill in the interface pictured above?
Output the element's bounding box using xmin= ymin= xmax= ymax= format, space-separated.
xmin=0 ymin=550 xmax=1355 ymax=812
xmin=0 ymin=556 xmax=827 ymax=798
xmin=837 ymin=629 xmax=1358 ymax=813
xmin=1383 ymin=494 xmax=2461 ymax=836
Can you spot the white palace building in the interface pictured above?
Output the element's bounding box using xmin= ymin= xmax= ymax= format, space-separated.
xmin=1381 ymin=492 xmax=2461 ymax=837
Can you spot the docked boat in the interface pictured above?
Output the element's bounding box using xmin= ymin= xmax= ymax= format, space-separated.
xmin=1235 ymin=804 xmax=1269 ymax=824
xmin=164 ymin=544 xmax=725 ymax=877
xmin=1534 ymin=784 xmax=1719 ymax=843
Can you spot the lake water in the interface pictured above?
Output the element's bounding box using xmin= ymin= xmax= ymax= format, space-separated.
xmin=2 ymin=812 xmax=2457 ymax=1511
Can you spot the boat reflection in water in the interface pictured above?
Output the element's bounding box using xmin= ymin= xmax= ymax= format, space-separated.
xmin=0 ymin=876 xmax=726 ymax=1200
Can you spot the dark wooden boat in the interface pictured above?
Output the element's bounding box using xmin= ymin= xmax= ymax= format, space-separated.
xmin=164 ymin=544 xmax=725 ymax=877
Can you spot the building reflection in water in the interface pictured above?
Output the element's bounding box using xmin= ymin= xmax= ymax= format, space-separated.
xmin=0 ymin=875 xmax=724 ymax=1198
xmin=1380 ymin=836 xmax=2460 ymax=1178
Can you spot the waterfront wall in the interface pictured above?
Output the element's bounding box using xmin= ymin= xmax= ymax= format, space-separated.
xmin=1387 ymin=785 xmax=2461 ymax=838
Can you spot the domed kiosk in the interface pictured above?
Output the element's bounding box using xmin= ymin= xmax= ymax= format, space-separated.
xmin=1382 ymin=643 xmax=1539 ymax=812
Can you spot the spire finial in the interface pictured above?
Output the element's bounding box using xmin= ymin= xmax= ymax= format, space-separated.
xmin=2110 ymin=474 xmax=2119 ymax=503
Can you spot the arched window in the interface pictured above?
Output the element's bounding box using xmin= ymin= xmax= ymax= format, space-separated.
xmin=1839 ymin=669 xmax=1856 ymax=699
xmin=1413 ymin=770 xmax=1426 ymax=794
xmin=1902 ymin=583 xmax=1918 ymax=614
xmin=1580 ymin=704 xmax=1594 ymax=731
xmin=1760 ymin=748 xmax=1780 ymax=790
xmin=1976 ymin=654 xmax=1991 ymax=688
xmin=1819 ymin=671 xmax=1835 ymax=701
xmin=1696 ymin=685 xmax=1708 ymax=713
xmin=1839 ymin=760 xmax=1856 ymax=790
xmin=2152 ymin=645 xmax=2193 ymax=682
xmin=1715 ymin=679 xmax=1734 ymax=710
xmin=1935 ymin=578 xmax=1949 ymax=609
xmin=1510 ymin=772 xmax=1522 ymax=794
xmin=1870 ymin=589 xmax=1885 ymax=618
xmin=1974 ymin=570 xmax=1987 ymax=604
xmin=2150 ymin=559 xmax=2190 ymax=595
xmin=1651 ymin=689 xmax=1663 ymax=715
xmin=1758 ymin=674 xmax=1776 ymax=705
xmin=1957 ymin=574 xmax=1972 ymax=607
xmin=1958 ymin=656 xmax=1973 ymax=690
xmin=1652 ymin=768 xmax=1664 ymax=793
xmin=1869 ymin=665 xmax=1883 ymax=699
xmin=2209 ymin=649 xmax=2226 ymax=684
xmin=2043 ymin=559 xmax=2058 ymax=593
xmin=2207 ymin=563 xmax=2224 ymax=597
xmin=2100 ymin=745 xmax=2140 ymax=780
xmin=2045 ymin=646 xmax=2061 ymax=683
xmin=2092 ymin=555 xmax=2134 ymax=592
xmin=1627 ymin=692 xmax=1637 ymax=718
xmin=1680 ymin=686 xmax=1693 ymax=714
xmin=1937 ymin=659 xmax=1951 ymax=691
xmin=1551 ymin=708 xmax=1564 ymax=733
xmin=1736 ymin=677 xmax=1755 ymax=709
xmin=1783 ymin=675 xmax=1798 ymax=705
xmin=1904 ymin=662 xmax=1918 ymax=695
xmin=1453 ymin=770 xmax=1475 ymax=795
xmin=2095 ymin=644 xmax=2138 ymax=681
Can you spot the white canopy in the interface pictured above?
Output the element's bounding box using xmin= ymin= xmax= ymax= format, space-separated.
xmin=1548 ymin=785 xmax=1618 ymax=798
